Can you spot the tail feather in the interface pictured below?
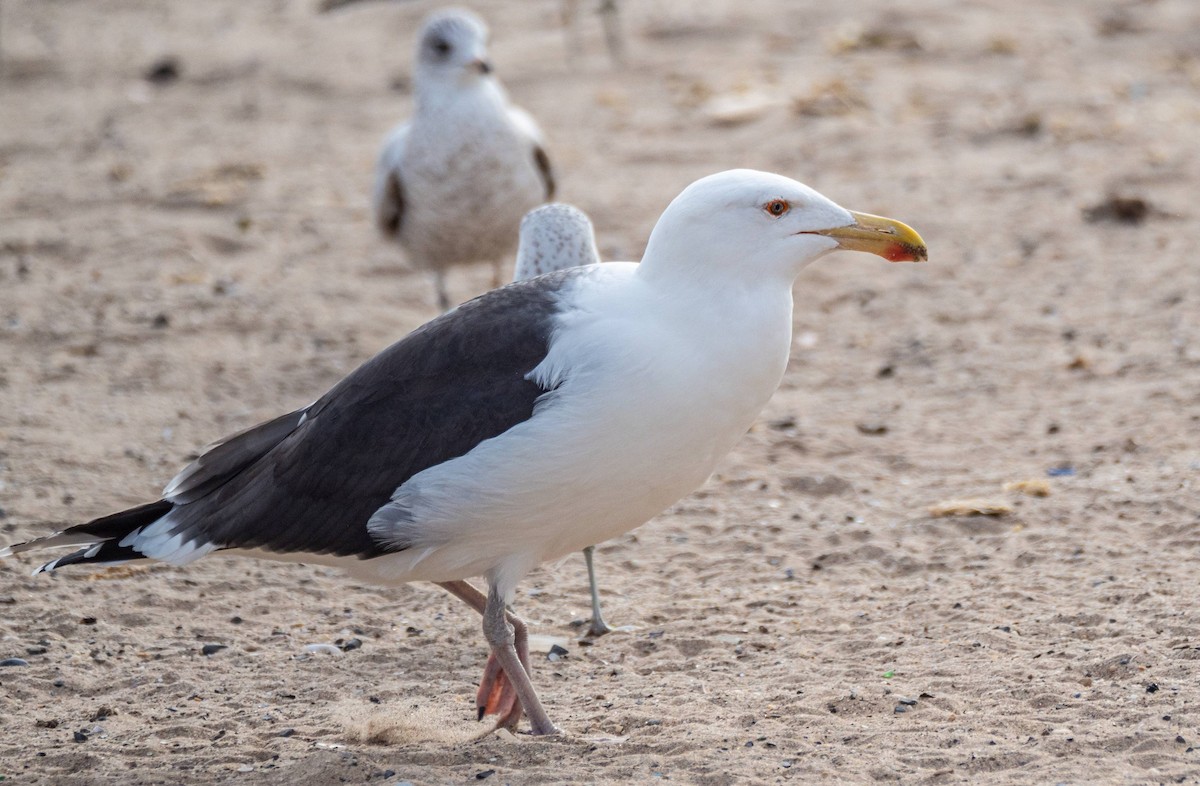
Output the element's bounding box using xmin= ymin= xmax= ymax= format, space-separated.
xmin=2 ymin=500 xmax=174 ymax=572
xmin=33 ymin=540 xmax=148 ymax=575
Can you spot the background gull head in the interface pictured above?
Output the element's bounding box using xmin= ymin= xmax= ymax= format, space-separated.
xmin=513 ymin=204 xmax=601 ymax=282
xmin=416 ymin=8 xmax=492 ymax=87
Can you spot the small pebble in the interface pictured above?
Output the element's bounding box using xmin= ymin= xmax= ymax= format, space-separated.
xmin=1146 ymin=683 xmax=1159 ymax=693
xmin=145 ymin=57 xmax=181 ymax=84
xmin=303 ymin=643 xmax=343 ymax=656
xmin=894 ymin=705 xmax=909 ymax=713
xmin=340 ymin=638 xmax=362 ymax=652
xmin=898 ymin=697 xmax=918 ymax=706
xmin=856 ymin=420 xmax=888 ymax=435
xmin=1177 ymin=735 xmax=1187 ymax=744
xmin=475 ymin=769 xmax=496 ymax=780
xmin=52 ymin=678 xmax=65 ymax=687
xmin=278 ymin=728 xmax=295 ymax=738
xmin=547 ymin=644 xmax=569 ymax=662
xmin=201 ymin=644 xmax=227 ymax=656
xmin=381 ymin=770 xmax=395 ymax=778
xmin=0 ymin=658 xmax=30 ymax=667
xmin=73 ymin=730 xmax=88 ymax=743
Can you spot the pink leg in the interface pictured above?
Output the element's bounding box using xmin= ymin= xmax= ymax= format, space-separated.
xmin=436 ymin=580 xmax=557 ymax=734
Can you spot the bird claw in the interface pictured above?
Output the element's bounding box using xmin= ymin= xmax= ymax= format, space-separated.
xmin=476 ymin=651 xmax=522 ymax=729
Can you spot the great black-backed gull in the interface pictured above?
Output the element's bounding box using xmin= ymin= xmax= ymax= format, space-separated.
xmin=3 ymin=170 xmax=926 ymax=735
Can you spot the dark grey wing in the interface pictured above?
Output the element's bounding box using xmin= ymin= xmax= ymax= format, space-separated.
xmin=533 ymin=145 xmax=555 ymax=201
xmin=182 ymin=279 xmax=568 ymax=557
xmin=378 ymin=171 xmax=405 ymax=237
xmin=508 ymin=105 xmax=555 ymax=201
xmin=3 ymin=274 xmax=579 ymax=570
xmin=373 ymin=124 xmax=409 ymax=238
xmin=163 ymin=409 xmax=308 ymax=505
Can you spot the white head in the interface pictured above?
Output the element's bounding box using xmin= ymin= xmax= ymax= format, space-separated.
xmin=639 ymin=169 xmax=926 ymax=288
xmin=414 ymin=9 xmax=493 ymax=92
xmin=513 ymin=204 xmax=602 ymax=282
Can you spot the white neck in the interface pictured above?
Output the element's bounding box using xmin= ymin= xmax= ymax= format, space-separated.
xmin=415 ymin=73 xmax=505 ymax=114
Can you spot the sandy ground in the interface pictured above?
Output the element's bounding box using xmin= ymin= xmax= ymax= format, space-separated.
xmin=1 ymin=0 xmax=1199 ymax=783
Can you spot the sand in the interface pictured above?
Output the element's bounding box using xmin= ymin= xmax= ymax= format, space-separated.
xmin=2 ymin=0 xmax=1199 ymax=783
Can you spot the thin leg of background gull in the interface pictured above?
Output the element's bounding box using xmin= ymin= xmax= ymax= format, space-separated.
xmin=432 ymin=268 xmax=450 ymax=312
xmin=582 ymin=545 xmax=612 ymax=636
xmin=597 ymin=0 xmax=625 ymax=66
xmin=491 ymin=259 xmax=503 ymax=289
xmin=436 ymin=580 xmax=555 ymax=734
xmin=560 ymin=0 xmax=583 ymax=67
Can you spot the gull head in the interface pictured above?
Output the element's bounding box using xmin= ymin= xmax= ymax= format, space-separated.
xmin=639 ymin=169 xmax=926 ymax=287
xmin=415 ymin=9 xmax=492 ymax=86
xmin=514 ymin=204 xmax=602 ymax=282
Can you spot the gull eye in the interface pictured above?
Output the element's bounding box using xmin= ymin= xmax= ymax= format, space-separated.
xmin=432 ymin=38 xmax=451 ymax=56
xmin=764 ymin=199 xmax=790 ymax=217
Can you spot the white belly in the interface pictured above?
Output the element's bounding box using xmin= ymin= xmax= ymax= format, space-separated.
xmin=353 ymin=266 xmax=794 ymax=596
xmin=398 ymin=113 xmax=544 ymax=269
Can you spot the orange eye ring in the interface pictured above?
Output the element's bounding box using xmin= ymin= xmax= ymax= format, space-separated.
xmin=764 ymin=199 xmax=790 ymax=217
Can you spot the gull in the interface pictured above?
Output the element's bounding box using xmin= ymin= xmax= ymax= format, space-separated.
xmin=513 ymin=204 xmax=614 ymax=637
xmin=373 ymin=9 xmax=555 ymax=311
xmin=2 ymin=170 xmax=926 ymax=736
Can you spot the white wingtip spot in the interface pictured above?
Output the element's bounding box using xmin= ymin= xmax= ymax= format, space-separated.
xmin=127 ymin=515 xmax=218 ymax=565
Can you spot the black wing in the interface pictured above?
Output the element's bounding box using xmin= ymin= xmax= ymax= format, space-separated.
xmin=6 ymin=277 xmax=575 ymax=568
xmin=377 ymin=170 xmax=405 ymax=238
xmin=533 ymin=145 xmax=555 ymax=201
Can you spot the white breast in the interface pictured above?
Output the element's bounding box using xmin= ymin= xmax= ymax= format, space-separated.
xmin=355 ymin=263 xmax=794 ymax=596
xmin=397 ymin=88 xmax=545 ymax=269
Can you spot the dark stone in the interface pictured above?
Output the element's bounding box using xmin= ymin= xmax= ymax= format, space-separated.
xmin=201 ymin=643 xmax=227 ymax=656
xmin=145 ymin=57 xmax=181 ymax=85
xmin=1083 ymin=194 xmax=1151 ymax=225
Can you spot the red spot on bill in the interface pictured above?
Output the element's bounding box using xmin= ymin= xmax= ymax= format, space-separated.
xmin=884 ymin=242 xmax=926 ymax=263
